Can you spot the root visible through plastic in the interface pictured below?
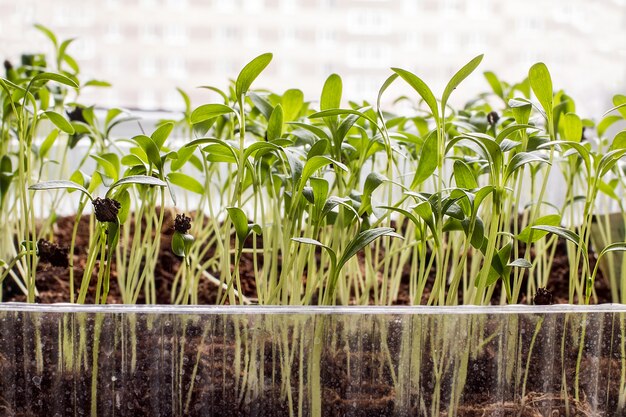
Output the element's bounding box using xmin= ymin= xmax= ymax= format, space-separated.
xmin=447 ymin=392 xmax=598 ymax=417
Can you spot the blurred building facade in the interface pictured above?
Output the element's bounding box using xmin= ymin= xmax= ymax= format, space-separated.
xmin=1 ymin=0 xmax=625 ymax=116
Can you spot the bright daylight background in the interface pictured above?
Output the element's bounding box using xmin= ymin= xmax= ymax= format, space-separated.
xmin=1 ymin=0 xmax=625 ymax=118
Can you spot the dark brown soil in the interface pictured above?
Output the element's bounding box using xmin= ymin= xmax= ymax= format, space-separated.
xmin=0 ymin=212 xmax=618 ymax=416
xmin=0 ymin=212 xmax=612 ymax=306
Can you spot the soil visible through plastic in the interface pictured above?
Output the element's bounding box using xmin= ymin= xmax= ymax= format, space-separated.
xmin=0 ymin=212 xmax=617 ymax=416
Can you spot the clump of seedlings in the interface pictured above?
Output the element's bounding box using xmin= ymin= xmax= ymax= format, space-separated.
xmin=1 ymin=23 xmax=626 ymax=417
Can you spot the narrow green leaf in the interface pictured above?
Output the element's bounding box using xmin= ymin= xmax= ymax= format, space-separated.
xmin=598 ymin=148 xmax=626 ymax=177
xmin=227 ymin=207 xmax=250 ymax=244
xmin=441 ymin=54 xmax=483 ymax=110
xmin=484 ymin=71 xmax=503 ymax=98
xmin=300 ymin=155 xmax=347 ymax=187
xmin=310 ymin=177 xmax=329 ymax=208
xmin=84 ymin=79 xmax=111 ymax=88
xmin=531 ymin=225 xmax=581 ymax=248
xmin=151 ymin=122 xmax=174 ymax=149
xmin=190 ymin=103 xmax=235 ymax=124
xmin=282 ymin=89 xmax=304 ymax=121
xmin=249 ymin=93 xmax=274 ymax=120
xmin=529 ymin=63 xmax=553 ymax=116
xmin=377 ymin=73 xmax=399 ymax=110
xmin=235 ymin=53 xmax=273 ymax=99
xmin=320 ymin=74 xmax=342 ymax=110
xmin=90 ymin=155 xmax=118 ymax=182
xmin=562 ymin=113 xmax=582 ymax=142
xmin=391 ymin=67 xmax=439 ymax=121
xmin=504 ymin=152 xmax=548 ymax=182
xmin=34 ymin=23 xmax=58 ymax=47
xmin=167 ymin=172 xmax=205 ymax=195
xmin=612 ymin=94 xmax=626 ymax=119
xmin=508 ymin=258 xmax=533 ymax=268
xmin=598 ymin=116 xmax=622 ymax=138
xmin=496 ymin=124 xmax=537 ymax=144
xmin=39 ymin=129 xmax=59 ymax=159
xmin=292 ymin=237 xmax=337 ymax=268
xmin=267 ymin=104 xmax=284 ymax=140
xmin=609 ymin=130 xmax=626 ymax=151
xmin=131 ymin=135 xmax=162 ymax=169
xmin=453 ymin=160 xmax=478 ymax=189
xmin=109 ymin=175 xmax=167 ymax=190
xmin=114 ymin=189 xmax=131 ymax=223
xmin=32 ymin=72 xmax=79 ymax=88
xmin=598 ymin=242 xmax=626 ymax=259
xmin=42 ymin=111 xmax=74 ymax=134
xmin=518 ymin=214 xmax=561 ymax=243
xmin=337 ymin=227 xmax=402 ymax=271
xmin=29 ymin=180 xmax=92 ymax=200
xmin=411 ymin=131 xmax=438 ymax=188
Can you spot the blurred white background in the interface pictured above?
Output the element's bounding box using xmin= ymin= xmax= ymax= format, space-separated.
xmin=1 ymin=0 xmax=625 ymax=117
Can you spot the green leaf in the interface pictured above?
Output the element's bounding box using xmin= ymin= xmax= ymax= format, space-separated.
xmin=504 ymin=152 xmax=548 ymax=182
xmin=113 ymin=189 xmax=131 ymax=224
xmin=106 ymin=221 xmax=120 ymax=255
xmin=612 ymin=94 xmax=626 ymax=119
xmin=42 ymin=111 xmax=74 ymax=134
xmin=32 ymin=72 xmax=79 ymax=88
xmin=529 ymin=63 xmax=553 ymax=116
xmin=90 ymin=154 xmax=119 ymax=182
xmin=84 ymin=79 xmax=111 ymax=88
xmin=531 ymin=225 xmax=582 ymax=248
xmin=227 ymin=207 xmax=250 ymax=244
xmin=308 ymin=139 xmax=329 ymax=159
xmin=29 ymin=180 xmax=92 ymax=200
xmin=151 ymin=122 xmax=174 ymax=149
xmin=599 ymin=116 xmax=622 ymax=138
xmin=411 ymin=131 xmax=438 ymax=188
xmin=337 ymin=227 xmax=402 ymax=271
xmin=190 ymin=104 xmax=235 ymax=124
xmin=496 ymin=124 xmax=537 ymax=144
xmin=562 ymin=113 xmax=582 ymax=142
xmin=377 ymin=73 xmax=399 ymax=110
xmin=320 ymin=74 xmax=342 ymax=110
xmin=518 ymin=214 xmax=562 ymax=243
xmin=310 ymin=177 xmax=329 ymax=209
xmin=131 ymin=135 xmax=162 ymax=169
xmin=171 ymin=232 xmax=186 ymax=257
xmin=598 ymin=242 xmax=626 ymax=259
xmin=235 ymin=52 xmax=273 ymax=99
xmin=34 ymin=23 xmax=58 ymax=47
xmin=441 ymin=54 xmax=483 ymax=110
xmin=598 ymin=148 xmax=626 ymax=177
xmin=484 ymin=71 xmax=503 ymax=98
xmin=453 ymin=160 xmax=477 ymax=189
xmin=282 ymin=89 xmax=304 ymax=121
xmin=167 ymin=172 xmax=205 ymax=195
xmin=172 ymin=231 xmax=195 ymax=258
xmin=360 ymin=172 xmax=387 ymax=215
xmin=508 ymin=258 xmax=533 ymax=269
xmin=109 ymin=175 xmax=167 ymax=191
xmin=597 ymin=179 xmax=620 ymax=201
xmin=292 ymin=237 xmax=337 ymax=269
xmin=39 ymin=129 xmax=59 ymax=159
xmin=309 ymin=108 xmax=380 ymax=134
xmin=171 ymin=145 xmax=197 ymax=171
xmin=609 ymin=130 xmax=626 ymax=151
xmin=509 ymin=99 xmax=532 ymax=125
xmin=267 ymin=104 xmax=284 ymax=140
xmin=249 ymin=93 xmax=274 ymax=120
xmin=300 ymin=155 xmax=347 ymax=188
xmin=391 ymin=67 xmax=439 ymax=121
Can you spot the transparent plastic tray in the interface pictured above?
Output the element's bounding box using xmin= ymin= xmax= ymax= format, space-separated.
xmin=1 ymin=303 xmax=625 ymax=416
